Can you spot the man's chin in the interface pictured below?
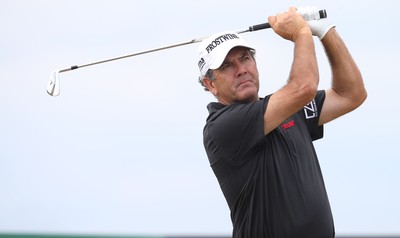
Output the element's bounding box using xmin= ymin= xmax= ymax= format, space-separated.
xmin=237 ymin=88 xmax=259 ymax=102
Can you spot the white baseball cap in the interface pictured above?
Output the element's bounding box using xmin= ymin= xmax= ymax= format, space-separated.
xmin=197 ymin=31 xmax=254 ymax=76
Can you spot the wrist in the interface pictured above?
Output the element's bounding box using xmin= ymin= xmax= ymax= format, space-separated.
xmin=292 ymin=27 xmax=313 ymax=42
xmin=320 ymin=25 xmax=336 ymax=40
xmin=308 ymin=19 xmax=335 ymax=40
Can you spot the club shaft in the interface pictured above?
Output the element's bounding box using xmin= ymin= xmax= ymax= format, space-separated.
xmin=58 ymin=9 xmax=327 ymax=73
xmin=58 ymin=25 xmax=270 ymax=73
xmin=59 ymin=40 xmax=203 ymax=73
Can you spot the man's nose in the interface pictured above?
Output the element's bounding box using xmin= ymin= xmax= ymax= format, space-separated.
xmin=235 ymin=61 xmax=248 ymax=76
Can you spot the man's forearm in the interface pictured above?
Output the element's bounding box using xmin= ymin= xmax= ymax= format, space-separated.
xmin=290 ymin=30 xmax=319 ymax=93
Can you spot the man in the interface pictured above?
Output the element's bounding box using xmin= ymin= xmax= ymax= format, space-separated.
xmin=197 ymin=6 xmax=367 ymax=238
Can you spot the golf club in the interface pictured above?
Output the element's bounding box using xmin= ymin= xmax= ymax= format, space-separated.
xmin=47 ymin=9 xmax=327 ymax=97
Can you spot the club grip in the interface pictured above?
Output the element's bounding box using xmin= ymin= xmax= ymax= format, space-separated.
xmin=249 ymin=23 xmax=271 ymax=32
xmin=319 ymin=9 xmax=327 ymax=19
xmin=248 ymin=9 xmax=327 ymax=32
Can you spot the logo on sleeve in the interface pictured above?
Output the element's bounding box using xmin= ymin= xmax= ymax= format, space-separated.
xmin=304 ymin=99 xmax=318 ymax=119
xmin=281 ymin=119 xmax=296 ymax=130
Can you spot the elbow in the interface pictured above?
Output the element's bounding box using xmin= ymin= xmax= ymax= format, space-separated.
xmin=288 ymin=69 xmax=319 ymax=106
xmin=351 ymin=75 xmax=368 ymax=109
xmin=343 ymin=85 xmax=368 ymax=112
xmin=300 ymin=81 xmax=319 ymax=103
xmin=301 ymin=68 xmax=319 ymax=102
xmin=355 ymin=87 xmax=368 ymax=108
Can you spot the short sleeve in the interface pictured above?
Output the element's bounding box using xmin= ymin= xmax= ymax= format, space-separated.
xmin=302 ymin=90 xmax=326 ymax=141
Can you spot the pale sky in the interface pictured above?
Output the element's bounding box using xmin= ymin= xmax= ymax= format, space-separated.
xmin=1 ymin=0 xmax=399 ymax=236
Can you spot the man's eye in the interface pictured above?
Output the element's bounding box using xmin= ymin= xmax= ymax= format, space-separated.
xmin=241 ymin=55 xmax=250 ymax=61
xmin=220 ymin=62 xmax=232 ymax=70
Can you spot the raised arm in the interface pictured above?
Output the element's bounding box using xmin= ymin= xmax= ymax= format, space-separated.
xmin=264 ymin=7 xmax=319 ymax=134
xmin=318 ymin=28 xmax=367 ymax=125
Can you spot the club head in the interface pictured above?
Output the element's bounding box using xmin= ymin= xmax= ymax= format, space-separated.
xmin=47 ymin=70 xmax=60 ymax=96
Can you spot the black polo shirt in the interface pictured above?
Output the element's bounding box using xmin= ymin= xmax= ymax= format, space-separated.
xmin=203 ymin=90 xmax=334 ymax=238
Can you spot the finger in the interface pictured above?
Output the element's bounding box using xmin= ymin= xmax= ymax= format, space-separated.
xmin=268 ymin=15 xmax=277 ymax=27
xmin=289 ymin=6 xmax=298 ymax=14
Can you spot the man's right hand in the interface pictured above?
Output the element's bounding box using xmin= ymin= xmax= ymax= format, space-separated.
xmin=267 ymin=6 xmax=312 ymax=42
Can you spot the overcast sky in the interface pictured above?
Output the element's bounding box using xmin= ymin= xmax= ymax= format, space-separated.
xmin=1 ymin=0 xmax=399 ymax=236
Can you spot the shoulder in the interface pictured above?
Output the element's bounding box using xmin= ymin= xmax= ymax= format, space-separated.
xmin=207 ymin=98 xmax=269 ymax=123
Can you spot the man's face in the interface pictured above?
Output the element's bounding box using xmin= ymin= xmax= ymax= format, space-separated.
xmin=206 ymin=47 xmax=260 ymax=105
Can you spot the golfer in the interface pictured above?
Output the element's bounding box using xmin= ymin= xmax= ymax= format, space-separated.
xmin=197 ymin=6 xmax=367 ymax=238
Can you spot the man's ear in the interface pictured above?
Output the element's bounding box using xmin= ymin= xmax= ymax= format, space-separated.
xmin=203 ymin=77 xmax=218 ymax=96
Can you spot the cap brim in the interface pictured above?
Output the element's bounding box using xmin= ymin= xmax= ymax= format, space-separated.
xmin=209 ymin=45 xmax=254 ymax=70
